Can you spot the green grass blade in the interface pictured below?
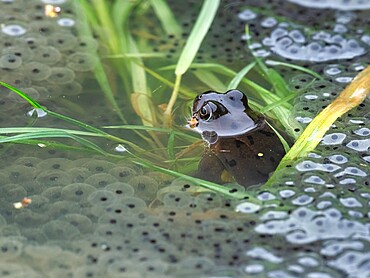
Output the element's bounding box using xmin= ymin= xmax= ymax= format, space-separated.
xmin=167 ymin=131 xmax=176 ymax=162
xmin=266 ymin=60 xmax=323 ymax=80
xmin=265 ymin=68 xmax=292 ymax=98
xmin=0 ymin=131 xmax=108 ymax=155
xmin=259 ymin=93 xmax=296 ymax=114
xmin=102 ymin=125 xmax=200 ymax=140
xmin=0 ymin=135 xmax=116 ymax=154
xmin=91 ymin=0 xmax=119 ymax=52
xmin=0 ymin=81 xmax=42 ymax=108
xmin=74 ymin=0 xmax=127 ymax=123
xmin=265 ymin=120 xmax=290 ymax=153
xmin=193 ymin=69 xmax=227 ymax=92
xmin=143 ymin=66 xmax=195 ymax=98
xmin=175 ymin=0 xmax=220 ymax=75
xmin=128 ymin=35 xmax=156 ymax=126
xmin=150 ymin=0 xmax=182 ymax=37
xmin=132 ymin=155 xmax=257 ymax=201
xmin=105 ymin=53 xmax=166 ymax=58
xmin=0 ymin=127 xmax=101 ymax=137
xmin=227 ymin=62 xmax=256 ymax=90
xmin=1 ymin=83 xmax=158 ymax=155
xmin=164 ymin=0 xmax=220 ymax=121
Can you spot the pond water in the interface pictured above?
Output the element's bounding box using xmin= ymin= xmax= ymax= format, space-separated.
xmin=0 ymin=0 xmax=370 ymax=277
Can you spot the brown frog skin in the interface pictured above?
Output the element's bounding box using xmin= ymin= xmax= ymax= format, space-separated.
xmin=189 ymin=89 xmax=287 ymax=188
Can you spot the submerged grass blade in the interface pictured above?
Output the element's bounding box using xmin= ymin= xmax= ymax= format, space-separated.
xmin=73 ymin=0 xmax=127 ymax=123
xmin=105 ymin=53 xmax=166 ymax=58
xmin=91 ymin=0 xmax=119 ymax=52
xmin=130 ymin=153 xmax=258 ymax=201
xmin=266 ymin=60 xmax=323 ymax=80
xmin=164 ymin=0 xmax=220 ymax=122
xmin=0 ymin=131 xmax=108 ymax=155
xmin=227 ymin=62 xmax=256 ymax=90
xmin=149 ymin=0 xmax=182 ymax=37
xmin=0 ymin=135 xmax=117 ymax=154
xmin=167 ymin=131 xmax=176 ymax=162
xmin=0 ymin=82 xmax=160 ymax=157
xmin=143 ymin=66 xmax=194 ymax=98
xmin=0 ymin=127 xmax=101 ymax=137
xmin=265 ymin=121 xmax=290 ymax=153
xmin=193 ymin=69 xmax=227 ymax=92
xmin=128 ymin=35 xmax=156 ymax=126
xmin=265 ymin=68 xmax=292 ymax=98
xmin=102 ymin=125 xmax=199 ymax=141
xmin=0 ymin=81 xmax=42 ymax=109
xmin=174 ymin=0 xmax=220 ymax=76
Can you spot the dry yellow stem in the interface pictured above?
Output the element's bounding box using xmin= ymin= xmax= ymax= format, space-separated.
xmin=279 ymin=65 xmax=370 ymax=166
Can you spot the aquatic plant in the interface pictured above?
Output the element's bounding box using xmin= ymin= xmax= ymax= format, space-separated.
xmin=1 ymin=0 xmax=369 ymax=199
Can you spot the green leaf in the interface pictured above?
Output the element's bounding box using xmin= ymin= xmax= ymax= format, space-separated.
xmin=0 ymin=130 xmax=108 ymax=155
xmin=0 ymin=81 xmax=42 ymax=109
xmin=266 ymin=60 xmax=323 ymax=80
xmin=150 ymin=0 xmax=182 ymax=37
xmin=227 ymin=62 xmax=256 ymax=90
xmin=175 ymin=0 xmax=220 ymax=76
xmin=193 ymin=69 xmax=227 ymax=92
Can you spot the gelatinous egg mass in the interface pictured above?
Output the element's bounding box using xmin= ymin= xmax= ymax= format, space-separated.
xmin=0 ymin=0 xmax=369 ymax=277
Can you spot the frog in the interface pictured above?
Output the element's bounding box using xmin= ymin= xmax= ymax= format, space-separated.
xmin=188 ymin=89 xmax=288 ymax=188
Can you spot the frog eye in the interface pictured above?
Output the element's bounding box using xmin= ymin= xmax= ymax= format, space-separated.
xmin=199 ymin=103 xmax=213 ymax=121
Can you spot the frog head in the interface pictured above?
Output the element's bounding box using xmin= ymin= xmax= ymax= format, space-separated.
xmin=189 ymin=90 xmax=263 ymax=143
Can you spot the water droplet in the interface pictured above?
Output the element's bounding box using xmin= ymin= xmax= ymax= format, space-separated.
xmin=244 ymin=264 xmax=264 ymax=274
xmin=353 ymin=127 xmax=370 ymax=137
xmin=279 ymin=189 xmax=296 ymax=198
xmin=27 ymin=108 xmax=47 ymax=118
xmin=316 ymin=201 xmax=332 ymax=210
xmin=238 ymin=9 xmax=257 ymax=21
xmin=321 ymin=241 xmax=364 ymax=256
xmin=321 ymin=133 xmax=346 ymax=145
xmin=298 ymin=256 xmax=319 ymax=267
xmin=235 ymin=202 xmax=260 ymax=213
xmin=340 ymin=197 xmax=362 ymax=208
xmin=296 ymin=161 xmax=341 ymax=172
xmin=57 ymin=18 xmax=76 ymax=27
xmin=304 ymin=94 xmax=318 ymax=100
xmin=114 ymin=144 xmax=128 ymax=153
xmin=246 ymin=247 xmax=283 ymax=263
xmin=339 ymin=178 xmax=356 ymax=185
xmin=334 ymin=166 xmax=367 ymax=178
xmin=261 ymin=17 xmax=277 ymax=28
xmin=348 ymin=210 xmax=363 ymax=218
xmin=41 ymin=0 xmax=66 ymax=3
xmin=289 ymin=29 xmax=305 ymax=43
xmin=328 ymin=154 xmax=348 ymax=164
xmin=304 ymin=175 xmax=325 ymax=185
xmin=261 ymin=211 xmax=288 ymax=220
xmin=292 ymin=194 xmax=314 ymax=206
xmin=346 ymin=139 xmax=370 ymax=151
xmin=333 ymin=24 xmax=347 ymax=33
xmin=335 ymin=76 xmax=353 ymax=83
xmin=258 ymin=192 xmax=276 ymax=201
xmin=296 ymin=116 xmax=312 ymax=123
xmin=2 ymin=24 xmax=27 ymax=36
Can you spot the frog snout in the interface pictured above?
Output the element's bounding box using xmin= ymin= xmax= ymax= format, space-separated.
xmin=188 ymin=114 xmax=199 ymax=128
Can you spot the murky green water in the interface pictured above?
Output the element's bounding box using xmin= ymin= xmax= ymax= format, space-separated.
xmin=0 ymin=0 xmax=369 ymax=277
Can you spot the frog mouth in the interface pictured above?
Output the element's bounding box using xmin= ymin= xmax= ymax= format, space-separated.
xmin=188 ymin=114 xmax=199 ymax=128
